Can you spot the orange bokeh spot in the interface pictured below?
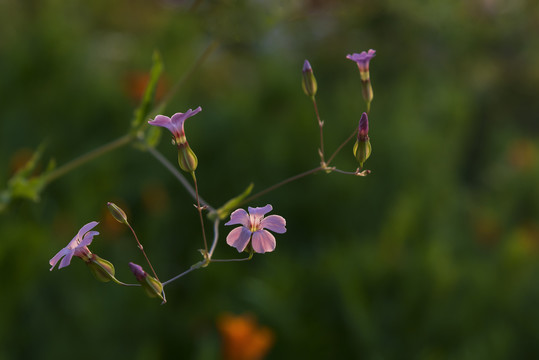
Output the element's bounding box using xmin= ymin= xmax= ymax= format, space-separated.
xmin=124 ymin=71 xmax=168 ymax=103
xmin=217 ymin=313 xmax=275 ymax=360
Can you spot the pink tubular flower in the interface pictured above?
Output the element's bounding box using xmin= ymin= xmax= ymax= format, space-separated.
xmin=49 ymin=221 xmax=99 ymax=270
xmin=346 ymin=49 xmax=376 ymax=74
xmin=148 ymin=107 xmax=202 ymax=146
xmin=225 ymin=205 xmax=286 ymax=254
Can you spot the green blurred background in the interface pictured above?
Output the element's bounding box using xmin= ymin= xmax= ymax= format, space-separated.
xmin=1 ymin=0 xmax=539 ymax=359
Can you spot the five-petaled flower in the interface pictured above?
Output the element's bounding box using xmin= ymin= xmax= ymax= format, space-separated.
xmin=49 ymin=221 xmax=99 ymax=270
xmin=225 ymin=204 xmax=286 ymax=254
xmin=346 ymin=49 xmax=376 ymax=78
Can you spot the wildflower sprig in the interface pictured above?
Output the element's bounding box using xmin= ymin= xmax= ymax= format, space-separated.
xmin=43 ymin=47 xmax=380 ymax=303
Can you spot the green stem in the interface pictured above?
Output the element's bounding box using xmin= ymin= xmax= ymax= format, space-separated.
xmin=151 ymin=40 xmax=220 ymax=117
xmin=326 ymin=129 xmax=356 ymax=166
xmin=43 ymin=134 xmax=133 ymax=185
xmin=146 ymin=146 xmax=214 ymax=212
xmin=239 ymin=166 xmax=323 ymax=206
xmin=210 ymin=251 xmax=253 ymax=262
xmin=110 ymin=275 xmax=140 ymax=287
xmin=162 ymin=267 xmax=197 ymax=286
xmin=192 ymin=172 xmax=209 ymax=254
xmin=208 ymin=218 xmax=220 ymax=258
xmin=312 ymin=97 xmax=325 ymax=164
xmin=127 ymin=222 xmax=160 ymax=282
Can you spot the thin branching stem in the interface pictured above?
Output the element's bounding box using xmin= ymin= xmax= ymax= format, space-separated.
xmin=152 ymin=40 xmax=220 ymax=117
xmin=43 ymin=134 xmax=133 ymax=185
xmin=208 ymin=218 xmax=220 ymax=258
xmin=162 ymin=267 xmax=197 ymax=286
xmin=192 ymin=172 xmax=208 ymax=254
xmin=210 ymin=257 xmax=252 ymax=262
xmin=109 ymin=275 xmax=140 ymax=287
xmin=326 ymin=128 xmax=356 ymax=166
xmin=240 ymin=166 xmax=323 ymax=206
xmin=312 ymin=97 xmax=325 ymax=164
xmin=146 ymin=146 xmax=214 ymax=211
xmin=127 ymin=222 xmax=160 ymax=282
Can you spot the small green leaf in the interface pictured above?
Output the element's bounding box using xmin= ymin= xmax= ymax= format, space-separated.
xmin=0 ymin=145 xmax=55 ymax=212
xmin=130 ymin=50 xmax=164 ymax=133
xmin=212 ymin=183 xmax=254 ymax=220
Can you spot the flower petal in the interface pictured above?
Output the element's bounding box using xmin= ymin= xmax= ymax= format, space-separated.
xmin=170 ymin=107 xmax=202 ymax=127
xmin=75 ymin=221 xmax=99 ymax=241
xmin=58 ymin=251 xmax=75 ymax=269
xmin=49 ymin=248 xmax=70 ymax=271
xmin=260 ymin=215 xmax=286 ymax=234
xmin=226 ymin=226 xmax=252 ymax=253
xmin=247 ymin=204 xmax=273 ymax=217
xmin=251 ymin=230 xmax=276 ymax=254
xmin=78 ymin=231 xmax=99 ymax=248
xmin=148 ymin=115 xmax=175 ymax=133
xmin=225 ymin=208 xmax=250 ymax=227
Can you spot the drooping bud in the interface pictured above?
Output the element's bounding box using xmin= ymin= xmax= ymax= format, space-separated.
xmin=128 ymin=262 xmax=164 ymax=301
xmin=177 ymin=143 xmax=198 ymax=173
xmin=87 ymin=255 xmax=116 ymax=282
xmin=302 ymin=60 xmax=317 ymax=98
xmin=353 ymin=112 xmax=372 ymax=169
xmin=107 ymin=202 xmax=128 ymax=225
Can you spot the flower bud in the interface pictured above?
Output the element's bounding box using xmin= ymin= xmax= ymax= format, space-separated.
xmin=128 ymin=262 xmax=164 ymax=300
xmin=177 ymin=143 xmax=198 ymax=173
xmin=106 ymin=202 xmax=128 ymax=225
xmin=302 ymin=60 xmax=317 ymax=98
xmin=353 ymin=112 xmax=371 ymax=168
xmin=361 ymin=81 xmax=373 ymax=112
xmin=353 ymin=138 xmax=372 ymax=169
xmin=87 ymin=255 xmax=116 ymax=282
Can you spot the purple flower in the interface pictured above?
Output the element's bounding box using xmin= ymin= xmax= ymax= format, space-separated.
xmin=303 ymin=59 xmax=312 ymax=73
xmin=149 ymin=107 xmax=202 ymax=173
xmin=346 ymin=49 xmax=376 ymax=73
xmin=49 ymin=221 xmax=99 ymax=270
xmin=358 ymin=112 xmax=369 ymax=140
xmin=148 ymin=107 xmax=202 ymax=145
xmin=128 ymin=262 xmax=147 ymax=282
xmin=225 ymin=205 xmax=286 ymax=254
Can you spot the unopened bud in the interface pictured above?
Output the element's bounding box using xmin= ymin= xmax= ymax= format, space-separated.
xmin=353 ymin=112 xmax=371 ymax=168
xmin=177 ymin=144 xmax=198 ymax=173
xmin=87 ymin=255 xmax=116 ymax=282
xmin=128 ymin=262 xmax=164 ymax=300
xmin=302 ymin=60 xmax=317 ymax=98
xmin=107 ymin=202 xmax=128 ymax=225
xmin=353 ymin=138 xmax=372 ymax=169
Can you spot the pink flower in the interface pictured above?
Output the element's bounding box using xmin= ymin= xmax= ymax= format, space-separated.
xmin=346 ymin=49 xmax=376 ymax=74
xmin=148 ymin=107 xmax=202 ymax=145
xmin=225 ymin=205 xmax=286 ymax=254
xmin=49 ymin=221 xmax=99 ymax=270
xmin=148 ymin=107 xmax=202 ymax=173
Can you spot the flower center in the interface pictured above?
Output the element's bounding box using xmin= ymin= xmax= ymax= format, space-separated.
xmin=249 ymin=215 xmax=261 ymax=232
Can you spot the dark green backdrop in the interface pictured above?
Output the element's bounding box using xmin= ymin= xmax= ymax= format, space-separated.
xmin=1 ymin=0 xmax=539 ymax=359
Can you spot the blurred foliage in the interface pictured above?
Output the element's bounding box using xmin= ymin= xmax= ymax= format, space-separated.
xmin=1 ymin=0 xmax=539 ymax=359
